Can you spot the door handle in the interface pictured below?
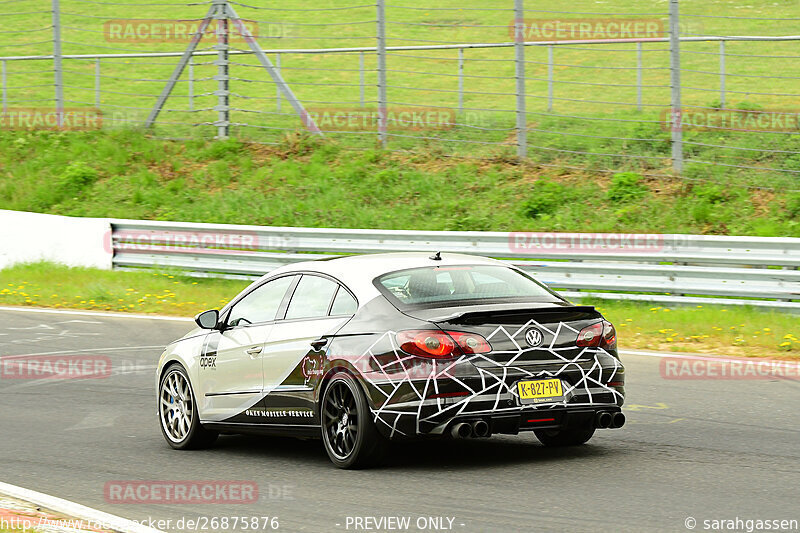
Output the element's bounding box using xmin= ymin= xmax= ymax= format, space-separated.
xmin=245 ymin=346 xmax=263 ymax=356
xmin=310 ymin=338 xmax=329 ymax=351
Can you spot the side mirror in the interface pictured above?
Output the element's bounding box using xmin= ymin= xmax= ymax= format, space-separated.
xmin=194 ymin=309 xmax=220 ymax=330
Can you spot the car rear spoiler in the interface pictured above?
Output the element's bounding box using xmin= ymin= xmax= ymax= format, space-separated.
xmin=428 ymin=305 xmax=598 ymax=324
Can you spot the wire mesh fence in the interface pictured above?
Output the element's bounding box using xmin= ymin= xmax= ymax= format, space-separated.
xmin=1 ymin=0 xmax=799 ymax=190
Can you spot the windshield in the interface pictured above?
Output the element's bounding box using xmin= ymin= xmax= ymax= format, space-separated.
xmin=374 ymin=265 xmax=562 ymax=308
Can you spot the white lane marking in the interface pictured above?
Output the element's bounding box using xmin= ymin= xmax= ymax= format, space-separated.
xmin=620 ymin=349 xmax=799 ymax=369
xmin=0 ymin=481 xmax=165 ymax=533
xmin=0 ymin=306 xmax=192 ymax=322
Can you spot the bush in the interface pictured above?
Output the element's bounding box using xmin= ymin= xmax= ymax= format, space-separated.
xmin=59 ymin=161 xmax=98 ymax=189
xmin=521 ymin=180 xmax=567 ymax=218
xmin=607 ymin=172 xmax=648 ymax=203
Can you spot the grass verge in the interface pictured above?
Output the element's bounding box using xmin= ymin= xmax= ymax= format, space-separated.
xmin=1 ymin=129 xmax=799 ymax=236
xmin=1 ymin=262 xmax=797 ymax=359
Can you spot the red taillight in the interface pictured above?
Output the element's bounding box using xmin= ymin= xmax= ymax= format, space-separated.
xmin=602 ymin=320 xmax=617 ymax=349
xmin=396 ymin=330 xmax=492 ymax=359
xmin=397 ymin=330 xmax=458 ymax=358
xmin=577 ymin=320 xmax=617 ymax=349
xmin=577 ymin=322 xmax=603 ymax=347
xmin=446 ymin=331 xmax=491 ymax=354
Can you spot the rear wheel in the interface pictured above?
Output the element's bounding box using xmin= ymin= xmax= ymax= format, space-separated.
xmin=321 ymin=372 xmax=386 ymax=469
xmin=534 ymin=425 xmax=595 ymax=447
xmin=159 ymin=364 xmax=218 ymax=450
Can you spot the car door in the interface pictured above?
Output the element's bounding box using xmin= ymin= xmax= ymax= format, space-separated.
xmin=197 ymin=275 xmax=297 ymax=421
xmin=260 ymin=274 xmax=358 ymax=423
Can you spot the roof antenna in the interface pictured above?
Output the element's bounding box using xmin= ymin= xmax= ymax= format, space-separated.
xmin=429 ymin=251 xmax=442 ymax=261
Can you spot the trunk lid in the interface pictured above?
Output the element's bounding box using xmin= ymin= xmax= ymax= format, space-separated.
xmin=405 ymin=302 xmax=603 ymax=367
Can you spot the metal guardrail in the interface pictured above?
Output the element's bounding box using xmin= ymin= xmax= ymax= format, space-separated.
xmin=110 ymin=219 xmax=800 ymax=312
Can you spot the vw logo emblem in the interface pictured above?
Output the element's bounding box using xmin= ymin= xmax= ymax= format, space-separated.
xmin=525 ymin=328 xmax=544 ymax=348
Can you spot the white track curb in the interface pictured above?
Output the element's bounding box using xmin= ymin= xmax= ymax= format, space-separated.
xmin=0 ymin=305 xmax=192 ymax=321
xmin=0 ymin=481 xmax=165 ymax=533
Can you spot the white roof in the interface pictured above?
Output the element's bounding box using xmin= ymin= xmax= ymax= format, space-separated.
xmin=258 ymin=252 xmax=505 ymax=304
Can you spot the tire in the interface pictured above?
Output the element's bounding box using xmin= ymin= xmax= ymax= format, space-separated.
xmin=534 ymin=425 xmax=595 ymax=447
xmin=158 ymin=363 xmax=218 ymax=450
xmin=320 ymin=372 xmax=386 ymax=469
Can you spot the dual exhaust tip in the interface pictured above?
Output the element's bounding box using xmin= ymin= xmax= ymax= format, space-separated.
xmin=595 ymin=411 xmax=626 ymax=429
xmin=450 ymin=420 xmax=490 ymax=439
xmin=450 ymin=411 xmax=624 ymax=438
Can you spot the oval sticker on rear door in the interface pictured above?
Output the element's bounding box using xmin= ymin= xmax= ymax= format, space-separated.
xmin=525 ymin=327 xmax=544 ymax=347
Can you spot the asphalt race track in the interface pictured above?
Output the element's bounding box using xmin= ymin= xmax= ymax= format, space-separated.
xmin=0 ymin=307 xmax=798 ymax=533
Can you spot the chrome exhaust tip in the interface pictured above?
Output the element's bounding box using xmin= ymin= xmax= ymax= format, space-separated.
xmin=450 ymin=422 xmax=473 ymax=439
xmin=472 ymin=420 xmax=490 ymax=438
xmin=595 ymin=411 xmax=613 ymax=429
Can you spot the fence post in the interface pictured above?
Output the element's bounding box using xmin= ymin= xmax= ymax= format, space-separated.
xmin=52 ymin=0 xmax=64 ymax=127
xmin=359 ymin=51 xmax=365 ymax=107
xmin=216 ymin=6 xmax=230 ymax=138
xmin=719 ymin=39 xmax=726 ymax=108
xmin=669 ymin=0 xmax=683 ymax=173
xmin=636 ymin=41 xmax=643 ymax=112
xmin=276 ymin=52 xmax=281 ymax=112
xmin=457 ymin=47 xmax=464 ymax=113
xmin=94 ymin=58 xmax=101 ymax=109
xmin=1 ymin=60 xmax=6 ymax=113
xmin=376 ymin=0 xmax=388 ymax=148
xmin=188 ymin=60 xmax=194 ymax=111
xmin=547 ymin=44 xmax=554 ymax=112
xmin=514 ymin=0 xmax=526 ymax=158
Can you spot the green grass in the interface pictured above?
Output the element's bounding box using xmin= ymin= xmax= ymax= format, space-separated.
xmin=0 ymin=262 xmax=247 ymax=315
xmin=591 ymin=299 xmax=800 ymax=358
xmin=1 ymin=262 xmax=797 ymax=358
xmin=1 ymin=129 xmax=798 ymax=236
xmin=2 ymin=1 xmax=800 ymax=188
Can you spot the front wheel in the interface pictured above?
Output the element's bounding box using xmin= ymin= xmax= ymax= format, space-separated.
xmin=321 ymin=372 xmax=386 ymax=469
xmin=158 ymin=364 xmax=218 ymax=450
xmin=534 ymin=425 xmax=595 ymax=447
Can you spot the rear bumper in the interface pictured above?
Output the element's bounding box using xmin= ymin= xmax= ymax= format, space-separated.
xmin=359 ymin=347 xmax=625 ymax=439
xmin=438 ymin=405 xmax=623 ymax=437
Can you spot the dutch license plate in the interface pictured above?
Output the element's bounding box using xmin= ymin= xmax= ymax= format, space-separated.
xmin=517 ymin=378 xmax=564 ymax=404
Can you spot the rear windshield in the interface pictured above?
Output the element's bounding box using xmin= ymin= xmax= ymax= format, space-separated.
xmin=374 ymin=265 xmax=561 ymax=308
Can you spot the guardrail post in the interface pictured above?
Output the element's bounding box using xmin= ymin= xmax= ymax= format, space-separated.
xmin=457 ymin=48 xmax=464 ymax=113
xmin=669 ymin=0 xmax=683 ymax=174
xmin=719 ymin=39 xmax=726 ymax=108
xmin=376 ymin=0 xmax=388 ymax=148
xmin=514 ymin=0 xmax=526 ymax=158
xmin=636 ymin=41 xmax=643 ymax=112
xmin=216 ymin=2 xmax=230 ymax=139
xmin=52 ymin=0 xmax=64 ymax=127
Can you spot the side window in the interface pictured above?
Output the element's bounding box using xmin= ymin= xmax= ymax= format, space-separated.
xmin=284 ymin=275 xmax=339 ymax=320
xmin=330 ymin=286 xmax=357 ymax=316
xmin=227 ymin=276 xmax=295 ymax=327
